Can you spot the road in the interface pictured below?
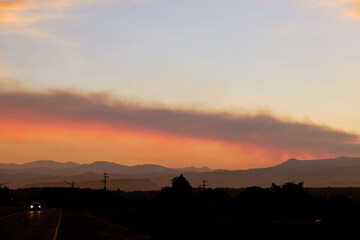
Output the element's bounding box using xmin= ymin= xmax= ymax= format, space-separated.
xmin=0 ymin=208 xmax=62 ymax=240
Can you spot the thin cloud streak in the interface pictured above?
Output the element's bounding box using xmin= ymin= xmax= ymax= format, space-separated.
xmin=1 ymin=90 xmax=360 ymax=156
xmin=0 ymin=0 xmax=118 ymax=47
xmin=253 ymin=0 xmax=360 ymax=21
xmin=300 ymin=0 xmax=360 ymax=20
xmin=343 ymin=0 xmax=360 ymax=18
xmin=3 ymin=0 xmax=359 ymax=25
xmin=0 ymin=0 xmax=135 ymax=24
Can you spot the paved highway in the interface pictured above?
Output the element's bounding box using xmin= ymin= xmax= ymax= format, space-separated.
xmin=0 ymin=208 xmax=62 ymax=240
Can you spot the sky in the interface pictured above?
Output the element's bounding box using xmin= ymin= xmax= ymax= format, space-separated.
xmin=0 ymin=0 xmax=360 ymax=169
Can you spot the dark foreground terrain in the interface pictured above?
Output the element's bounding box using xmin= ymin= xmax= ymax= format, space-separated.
xmin=0 ymin=208 xmax=62 ymax=240
xmin=1 ymin=175 xmax=360 ymax=239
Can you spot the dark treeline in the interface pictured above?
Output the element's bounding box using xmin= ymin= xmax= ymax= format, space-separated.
xmin=1 ymin=175 xmax=360 ymax=239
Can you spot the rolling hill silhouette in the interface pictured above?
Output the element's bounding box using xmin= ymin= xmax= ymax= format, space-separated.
xmin=2 ymin=157 xmax=360 ymax=189
xmin=0 ymin=160 xmax=195 ymax=176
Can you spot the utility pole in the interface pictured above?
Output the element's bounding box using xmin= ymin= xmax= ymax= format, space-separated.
xmin=102 ymin=172 xmax=109 ymax=190
xmin=64 ymin=181 xmax=75 ymax=188
xmin=201 ymin=180 xmax=207 ymax=190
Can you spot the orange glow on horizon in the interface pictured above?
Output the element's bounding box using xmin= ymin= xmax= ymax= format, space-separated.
xmin=0 ymin=118 xmax=338 ymax=169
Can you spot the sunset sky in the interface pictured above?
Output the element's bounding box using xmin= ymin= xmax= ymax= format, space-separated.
xmin=1 ymin=0 xmax=360 ymax=169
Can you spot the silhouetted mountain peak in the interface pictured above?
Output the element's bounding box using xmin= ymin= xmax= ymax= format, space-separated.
xmin=9 ymin=160 xmax=80 ymax=169
xmin=288 ymin=158 xmax=299 ymax=162
xmin=87 ymin=161 xmax=125 ymax=167
xmin=179 ymin=166 xmax=212 ymax=172
xmin=133 ymin=164 xmax=168 ymax=169
xmin=275 ymin=156 xmax=360 ymax=169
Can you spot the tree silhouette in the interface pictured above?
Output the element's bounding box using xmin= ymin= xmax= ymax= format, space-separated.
xmin=171 ymin=174 xmax=192 ymax=194
xmin=156 ymin=174 xmax=193 ymax=213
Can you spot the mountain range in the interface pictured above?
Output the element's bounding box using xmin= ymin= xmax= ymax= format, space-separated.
xmin=1 ymin=157 xmax=360 ymax=190
xmin=0 ymin=160 xmax=211 ymax=176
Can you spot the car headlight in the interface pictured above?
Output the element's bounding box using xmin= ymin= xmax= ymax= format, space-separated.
xmin=30 ymin=205 xmax=33 ymax=208
xmin=39 ymin=205 xmax=41 ymax=208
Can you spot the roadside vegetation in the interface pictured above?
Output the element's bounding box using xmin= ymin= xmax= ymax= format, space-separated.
xmin=1 ymin=175 xmax=360 ymax=239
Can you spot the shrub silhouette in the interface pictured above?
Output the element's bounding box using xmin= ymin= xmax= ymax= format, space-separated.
xmin=271 ymin=182 xmax=305 ymax=194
